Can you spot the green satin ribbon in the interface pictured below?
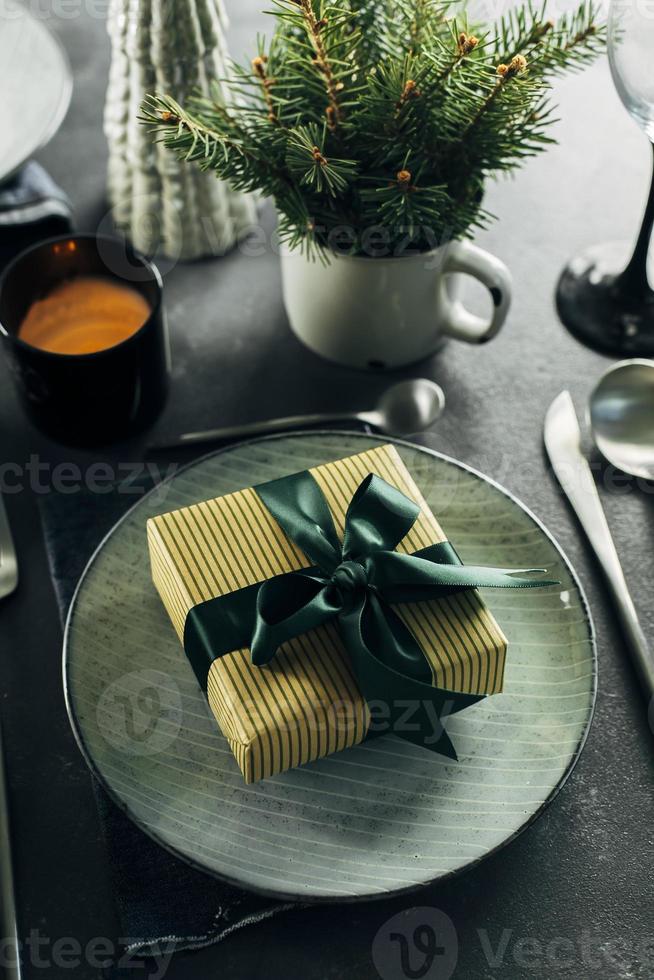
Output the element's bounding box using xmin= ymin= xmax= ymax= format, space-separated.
xmin=185 ymin=470 xmax=555 ymax=759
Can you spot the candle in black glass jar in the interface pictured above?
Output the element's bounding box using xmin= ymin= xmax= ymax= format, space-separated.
xmin=0 ymin=234 xmax=170 ymax=446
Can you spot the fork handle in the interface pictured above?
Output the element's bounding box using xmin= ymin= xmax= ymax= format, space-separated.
xmin=0 ymin=718 xmax=22 ymax=979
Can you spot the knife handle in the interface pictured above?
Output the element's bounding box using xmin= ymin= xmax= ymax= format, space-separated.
xmin=559 ymin=458 xmax=654 ymax=705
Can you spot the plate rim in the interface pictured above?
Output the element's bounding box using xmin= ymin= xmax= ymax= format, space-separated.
xmin=63 ymin=430 xmax=598 ymax=903
xmin=0 ymin=0 xmax=73 ymax=184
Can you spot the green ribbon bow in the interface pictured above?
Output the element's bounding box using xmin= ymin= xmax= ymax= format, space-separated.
xmin=185 ymin=469 xmax=555 ymax=760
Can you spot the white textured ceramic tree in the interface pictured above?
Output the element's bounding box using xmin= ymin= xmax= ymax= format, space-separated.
xmin=104 ymin=0 xmax=255 ymax=260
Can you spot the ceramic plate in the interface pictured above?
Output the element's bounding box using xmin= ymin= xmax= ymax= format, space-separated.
xmin=64 ymin=433 xmax=596 ymax=901
xmin=0 ymin=0 xmax=72 ymax=184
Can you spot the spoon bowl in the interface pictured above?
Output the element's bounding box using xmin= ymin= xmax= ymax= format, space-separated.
xmin=366 ymin=378 xmax=446 ymax=435
xmin=589 ymin=358 xmax=654 ymax=480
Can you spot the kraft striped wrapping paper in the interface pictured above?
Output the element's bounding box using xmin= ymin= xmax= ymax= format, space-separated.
xmin=147 ymin=444 xmax=508 ymax=783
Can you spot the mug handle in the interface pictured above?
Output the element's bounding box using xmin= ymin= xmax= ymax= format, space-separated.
xmin=439 ymin=241 xmax=512 ymax=344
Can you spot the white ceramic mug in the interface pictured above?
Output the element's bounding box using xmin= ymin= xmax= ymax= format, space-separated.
xmin=280 ymin=241 xmax=512 ymax=370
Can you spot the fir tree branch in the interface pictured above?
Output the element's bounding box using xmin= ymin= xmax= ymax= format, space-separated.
xmin=424 ymin=24 xmax=482 ymax=88
xmin=251 ymin=54 xmax=278 ymax=123
xmin=286 ymin=124 xmax=358 ymax=194
xmin=494 ymin=0 xmax=606 ymax=76
xmin=297 ymin=0 xmax=345 ymax=132
xmin=141 ymin=0 xmax=606 ymax=257
xmin=360 ymin=164 xmax=451 ymax=239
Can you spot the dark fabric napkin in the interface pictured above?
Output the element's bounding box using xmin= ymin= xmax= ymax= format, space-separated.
xmin=0 ymin=162 xmax=74 ymax=270
xmin=39 ymin=472 xmax=297 ymax=961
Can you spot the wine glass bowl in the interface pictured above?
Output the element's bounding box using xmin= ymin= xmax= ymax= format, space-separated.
xmin=557 ymin=0 xmax=654 ymax=356
xmin=609 ymin=1 xmax=654 ymax=139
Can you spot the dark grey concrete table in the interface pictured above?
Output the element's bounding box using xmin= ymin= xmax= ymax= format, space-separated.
xmin=1 ymin=3 xmax=653 ymax=978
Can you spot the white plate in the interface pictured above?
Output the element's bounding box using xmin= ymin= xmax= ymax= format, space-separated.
xmin=0 ymin=0 xmax=72 ymax=184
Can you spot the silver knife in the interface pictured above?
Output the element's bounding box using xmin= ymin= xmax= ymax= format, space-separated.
xmin=0 ymin=491 xmax=18 ymax=600
xmin=544 ymin=391 xmax=654 ymax=704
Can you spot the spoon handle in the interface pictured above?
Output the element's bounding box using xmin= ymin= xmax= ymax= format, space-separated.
xmin=150 ymin=411 xmax=377 ymax=450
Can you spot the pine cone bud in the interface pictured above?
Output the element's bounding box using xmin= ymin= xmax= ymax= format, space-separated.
xmin=397 ymin=169 xmax=412 ymax=188
xmin=458 ymin=32 xmax=478 ymax=55
xmin=396 ymin=79 xmax=420 ymax=113
xmin=498 ymin=55 xmax=528 ymax=78
xmin=252 ymin=56 xmax=267 ymax=78
xmin=510 ymin=54 xmax=528 ymax=73
xmin=312 ymin=146 xmax=327 ymax=165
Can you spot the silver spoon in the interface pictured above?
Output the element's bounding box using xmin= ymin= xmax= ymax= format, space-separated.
xmin=589 ymin=358 xmax=654 ymax=479
xmin=151 ymin=378 xmax=446 ymax=450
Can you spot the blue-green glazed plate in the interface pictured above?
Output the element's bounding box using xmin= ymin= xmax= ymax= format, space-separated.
xmin=64 ymin=433 xmax=596 ymax=901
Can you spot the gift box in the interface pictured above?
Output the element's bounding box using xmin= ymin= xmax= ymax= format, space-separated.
xmin=147 ymin=444 xmax=513 ymax=783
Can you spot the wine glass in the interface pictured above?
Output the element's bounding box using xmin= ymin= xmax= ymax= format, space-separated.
xmin=556 ymin=0 xmax=654 ymax=355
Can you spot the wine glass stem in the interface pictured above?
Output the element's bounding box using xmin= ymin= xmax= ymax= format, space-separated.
xmin=615 ymin=141 xmax=654 ymax=300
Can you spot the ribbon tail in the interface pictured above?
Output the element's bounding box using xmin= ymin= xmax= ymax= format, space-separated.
xmin=368 ymin=550 xmax=558 ymax=603
xmin=338 ymin=594 xmax=483 ymax=757
xmin=391 ymin=713 xmax=460 ymax=761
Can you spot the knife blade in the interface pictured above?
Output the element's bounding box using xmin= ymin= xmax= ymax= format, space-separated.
xmin=0 ymin=491 xmax=18 ymax=600
xmin=544 ymin=390 xmax=654 ymax=705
